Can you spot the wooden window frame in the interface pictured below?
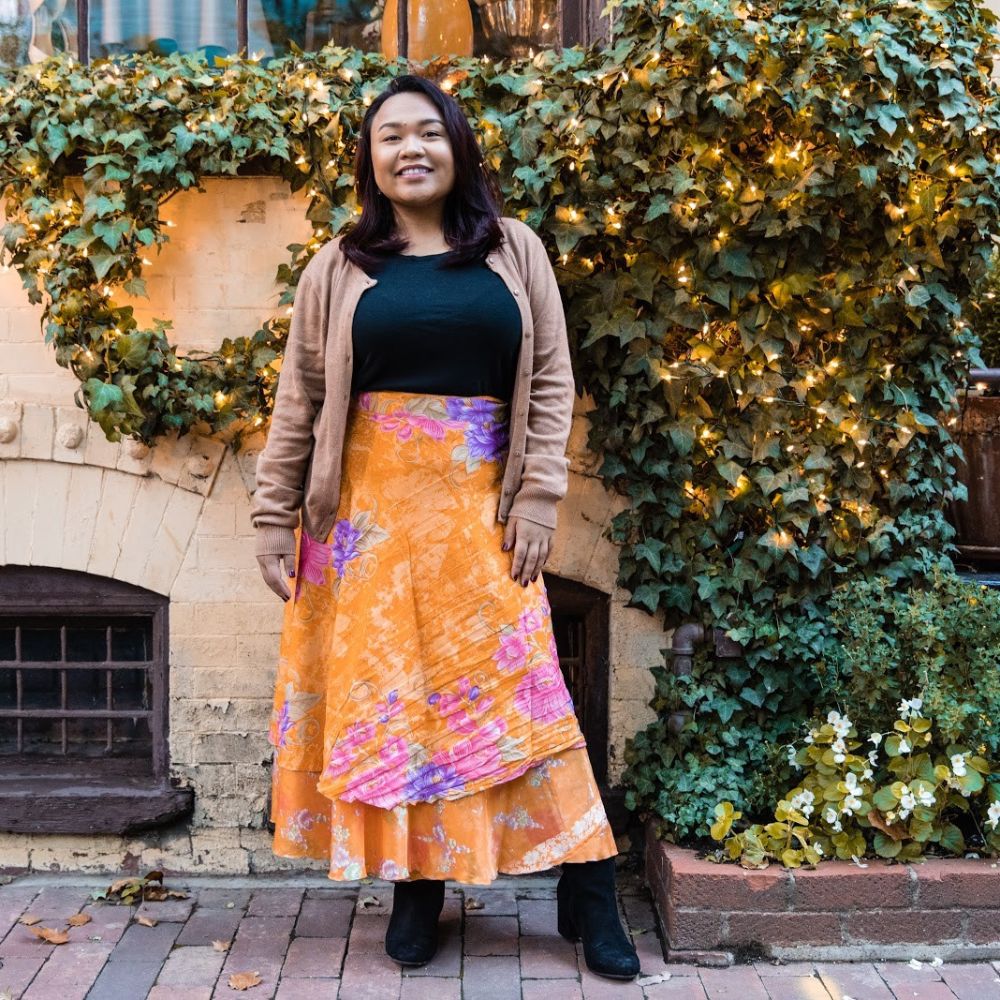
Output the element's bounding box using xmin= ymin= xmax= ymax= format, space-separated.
xmin=0 ymin=566 xmax=193 ymax=836
xmin=71 ymin=0 xmax=610 ymax=65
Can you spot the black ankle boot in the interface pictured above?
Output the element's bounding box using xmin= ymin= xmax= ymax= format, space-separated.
xmin=384 ymin=878 xmax=445 ymax=966
xmin=557 ymin=858 xmax=640 ymax=980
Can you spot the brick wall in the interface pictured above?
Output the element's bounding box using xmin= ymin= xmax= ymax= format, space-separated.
xmin=0 ymin=177 xmax=669 ymax=874
xmin=646 ymin=823 xmax=1000 ymax=962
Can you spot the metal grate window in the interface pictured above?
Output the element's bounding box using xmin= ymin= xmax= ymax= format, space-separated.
xmin=0 ymin=616 xmax=156 ymax=764
xmin=0 ymin=566 xmax=191 ymax=835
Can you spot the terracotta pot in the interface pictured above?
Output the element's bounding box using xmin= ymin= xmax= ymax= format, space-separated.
xmin=947 ymin=390 xmax=1000 ymax=563
xmin=380 ymin=0 xmax=473 ymax=61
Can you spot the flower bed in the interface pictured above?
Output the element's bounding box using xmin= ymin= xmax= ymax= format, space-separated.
xmin=645 ymin=822 xmax=1000 ymax=963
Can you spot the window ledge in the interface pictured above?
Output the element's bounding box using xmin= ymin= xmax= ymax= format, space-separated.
xmin=0 ymin=763 xmax=194 ymax=835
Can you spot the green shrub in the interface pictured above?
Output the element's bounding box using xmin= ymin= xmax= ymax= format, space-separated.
xmin=710 ymin=701 xmax=1000 ymax=866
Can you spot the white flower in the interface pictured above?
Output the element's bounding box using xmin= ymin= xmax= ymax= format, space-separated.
xmin=908 ymin=959 xmax=924 ymax=970
xmin=868 ymin=749 xmax=879 ymax=767
xmin=832 ymin=819 xmax=843 ymax=832
xmin=987 ymin=802 xmax=1000 ymax=830
xmin=898 ymin=738 xmax=912 ymax=754
xmin=844 ymin=772 xmax=860 ymax=793
xmin=870 ymin=733 xmax=883 ymax=747
xmin=804 ymin=733 xmax=814 ymax=744
xmin=930 ymin=957 xmax=943 ymax=968
xmin=862 ymin=767 xmax=874 ymax=781
xmin=824 ymin=806 xmax=838 ymax=825
xmin=898 ymin=697 xmax=923 ymax=719
xmin=790 ymin=789 xmax=815 ymax=818
xmin=842 ymin=794 xmax=863 ymax=816
xmin=786 ymin=745 xmax=801 ymax=770
xmin=951 ymin=753 xmax=968 ymax=777
xmin=827 ymin=710 xmax=852 ymax=738
xmin=815 ymin=843 xmax=824 ymax=856
xmin=899 ymin=785 xmax=916 ymax=820
xmin=917 ymin=787 xmax=936 ymax=808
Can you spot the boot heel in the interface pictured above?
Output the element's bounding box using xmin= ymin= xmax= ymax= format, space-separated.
xmin=556 ymin=877 xmax=579 ymax=941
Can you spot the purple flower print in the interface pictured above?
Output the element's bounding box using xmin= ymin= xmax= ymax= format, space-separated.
xmin=372 ymin=410 xmax=450 ymax=440
xmin=404 ymin=762 xmax=466 ymax=800
xmin=445 ymin=397 xmax=509 ymax=463
xmin=377 ymin=689 xmax=403 ymax=725
xmin=428 ymin=678 xmax=495 ymax=735
xmin=445 ymin=396 xmax=500 ymax=421
xmin=331 ymin=518 xmax=363 ymax=576
xmin=518 ymin=604 xmax=545 ymax=636
xmin=379 ymin=735 xmax=409 ymax=769
xmin=514 ymin=661 xmax=574 ymax=725
xmin=467 ymin=419 xmax=509 ymax=463
xmin=346 ymin=721 xmax=375 ymax=746
xmin=325 ymin=740 xmax=357 ymax=778
xmin=272 ymin=702 xmax=293 ymax=748
xmin=493 ymin=629 xmax=530 ymax=671
xmin=432 ymin=719 xmax=507 ymax=784
xmin=297 ymin=532 xmax=332 ymax=590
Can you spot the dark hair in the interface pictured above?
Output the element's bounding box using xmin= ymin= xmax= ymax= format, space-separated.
xmin=338 ymin=74 xmax=506 ymax=273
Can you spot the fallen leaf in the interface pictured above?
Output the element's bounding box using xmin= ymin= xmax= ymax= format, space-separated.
xmin=67 ymin=913 xmax=92 ymax=926
xmin=908 ymin=958 xmax=923 ymax=970
xmin=17 ymin=914 xmax=41 ymax=925
xmin=463 ymin=896 xmax=484 ymax=911
xmin=143 ymin=870 xmax=164 ymax=883
xmin=167 ymin=890 xmax=190 ymax=899
xmin=212 ymin=938 xmax=232 ymax=951
xmin=228 ymin=971 xmax=263 ymax=990
xmin=109 ymin=878 xmax=137 ymax=894
xmin=136 ymin=915 xmax=158 ymax=927
xmin=225 ymin=902 xmax=236 ymax=909
xmin=637 ymin=972 xmax=671 ymax=985
xmin=29 ymin=925 xmax=69 ymax=944
xmin=1 ymin=989 xmax=14 ymax=1000
xmin=357 ymin=894 xmax=381 ymax=910
xmin=866 ymin=809 xmax=908 ymax=842
xmin=850 ymin=855 xmax=869 ymax=869
xmin=930 ymin=957 xmax=944 ymax=967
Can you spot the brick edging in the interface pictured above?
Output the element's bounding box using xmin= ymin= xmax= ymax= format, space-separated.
xmin=645 ymin=819 xmax=1000 ymax=962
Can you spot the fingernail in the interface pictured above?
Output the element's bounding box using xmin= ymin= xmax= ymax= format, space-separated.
xmin=289 ymin=570 xmax=296 ymax=577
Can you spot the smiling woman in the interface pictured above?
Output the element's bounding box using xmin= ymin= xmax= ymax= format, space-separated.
xmin=251 ymin=72 xmax=639 ymax=982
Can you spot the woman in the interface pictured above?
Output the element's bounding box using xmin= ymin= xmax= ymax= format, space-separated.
xmin=251 ymin=73 xmax=640 ymax=982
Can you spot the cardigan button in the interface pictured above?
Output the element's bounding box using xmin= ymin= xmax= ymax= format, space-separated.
xmin=513 ymin=290 xmax=520 ymax=296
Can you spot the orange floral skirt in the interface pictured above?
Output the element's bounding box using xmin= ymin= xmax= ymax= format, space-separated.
xmin=267 ymin=389 xmax=616 ymax=883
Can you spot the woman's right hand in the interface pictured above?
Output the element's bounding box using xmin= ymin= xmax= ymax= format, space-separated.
xmin=257 ymin=552 xmax=296 ymax=602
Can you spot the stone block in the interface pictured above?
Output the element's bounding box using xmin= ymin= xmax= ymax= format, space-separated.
xmin=52 ymin=405 xmax=89 ymax=464
xmin=19 ymin=402 xmax=53 ymax=460
xmin=0 ymin=398 xmax=22 ymax=459
xmin=86 ymin=472 xmax=139 ymax=578
xmin=59 ymin=464 xmax=104 ymax=571
xmin=83 ymin=422 xmax=121 ymax=470
xmin=791 ymin=862 xmax=914 ymax=910
xmin=30 ymin=460 xmax=71 ymax=566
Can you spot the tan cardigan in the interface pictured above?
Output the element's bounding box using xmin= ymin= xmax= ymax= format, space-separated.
xmin=250 ymin=216 xmax=576 ymax=557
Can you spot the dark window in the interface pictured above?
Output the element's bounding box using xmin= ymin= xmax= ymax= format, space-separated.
xmin=1 ymin=0 xmax=610 ymax=68
xmin=0 ymin=566 xmax=193 ymax=835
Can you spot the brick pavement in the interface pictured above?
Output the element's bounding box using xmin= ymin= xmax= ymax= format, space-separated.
xmin=0 ymin=872 xmax=999 ymax=999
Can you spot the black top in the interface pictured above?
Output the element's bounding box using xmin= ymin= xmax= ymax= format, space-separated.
xmin=350 ymin=250 xmax=523 ymax=402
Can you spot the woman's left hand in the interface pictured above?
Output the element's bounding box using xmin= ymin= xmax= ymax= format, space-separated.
xmin=502 ymin=516 xmax=554 ymax=587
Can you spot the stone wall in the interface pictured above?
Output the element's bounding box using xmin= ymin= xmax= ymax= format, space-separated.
xmin=0 ymin=177 xmax=669 ymax=875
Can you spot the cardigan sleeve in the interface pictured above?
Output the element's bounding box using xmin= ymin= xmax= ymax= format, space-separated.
xmin=505 ymin=223 xmax=576 ymax=530
xmin=250 ymin=268 xmax=326 ymax=557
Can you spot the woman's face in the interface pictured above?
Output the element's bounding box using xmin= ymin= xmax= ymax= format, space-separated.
xmin=369 ymin=91 xmax=455 ymax=213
